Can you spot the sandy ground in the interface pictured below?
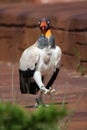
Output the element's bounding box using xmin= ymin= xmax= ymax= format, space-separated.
xmin=0 ymin=62 xmax=87 ymax=130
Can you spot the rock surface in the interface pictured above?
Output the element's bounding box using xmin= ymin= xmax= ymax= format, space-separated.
xmin=0 ymin=1 xmax=87 ymax=73
xmin=0 ymin=62 xmax=87 ymax=130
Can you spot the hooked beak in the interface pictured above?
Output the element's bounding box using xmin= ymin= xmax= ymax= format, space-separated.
xmin=40 ymin=21 xmax=48 ymax=33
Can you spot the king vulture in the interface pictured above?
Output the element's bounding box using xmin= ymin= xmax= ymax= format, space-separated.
xmin=19 ymin=18 xmax=62 ymax=105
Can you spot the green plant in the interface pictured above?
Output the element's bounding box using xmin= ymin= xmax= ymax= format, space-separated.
xmin=29 ymin=105 xmax=67 ymax=130
xmin=77 ymin=65 xmax=86 ymax=76
xmin=73 ymin=47 xmax=86 ymax=76
xmin=0 ymin=103 xmax=29 ymax=130
xmin=0 ymin=103 xmax=67 ymax=130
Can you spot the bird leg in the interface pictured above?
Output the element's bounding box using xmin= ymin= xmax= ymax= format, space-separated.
xmin=35 ymin=91 xmax=43 ymax=107
xmin=33 ymin=71 xmax=50 ymax=94
xmin=35 ymin=89 xmax=55 ymax=107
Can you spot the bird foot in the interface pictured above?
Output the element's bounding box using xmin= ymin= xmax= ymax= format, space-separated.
xmin=46 ymin=87 xmax=55 ymax=95
xmin=40 ymin=86 xmax=49 ymax=94
xmin=34 ymin=98 xmax=50 ymax=108
xmin=41 ymin=86 xmax=55 ymax=94
xmin=34 ymin=98 xmax=43 ymax=108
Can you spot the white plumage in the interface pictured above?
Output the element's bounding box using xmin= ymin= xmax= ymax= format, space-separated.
xmin=19 ymin=18 xmax=62 ymax=105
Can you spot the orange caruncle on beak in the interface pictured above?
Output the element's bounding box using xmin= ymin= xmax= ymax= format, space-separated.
xmin=40 ymin=21 xmax=47 ymax=28
xmin=40 ymin=21 xmax=47 ymax=34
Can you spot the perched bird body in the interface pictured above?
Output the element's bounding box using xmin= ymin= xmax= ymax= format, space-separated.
xmin=19 ymin=18 xmax=62 ymax=105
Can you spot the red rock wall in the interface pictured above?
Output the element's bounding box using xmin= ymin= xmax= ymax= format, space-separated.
xmin=0 ymin=2 xmax=87 ymax=74
xmin=0 ymin=0 xmax=34 ymax=3
xmin=0 ymin=0 xmax=84 ymax=4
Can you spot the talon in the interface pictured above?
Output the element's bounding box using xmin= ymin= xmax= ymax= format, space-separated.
xmin=41 ymin=86 xmax=49 ymax=94
xmin=50 ymin=88 xmax=55 ymax=93
xmin=40 ymin=86 xmax=55 ymax=94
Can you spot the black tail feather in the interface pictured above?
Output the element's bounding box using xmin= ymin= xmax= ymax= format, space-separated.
xmin=19 ymin=69 xmax=39 ymax=94
xmin=19 ymin=70 xmax=28 ymax=93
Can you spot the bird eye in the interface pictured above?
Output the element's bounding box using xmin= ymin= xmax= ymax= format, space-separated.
xmin=38 ymin=20 xmax=41 ymax=25
xmin=47 ymin=19 xmax=50 ymax=25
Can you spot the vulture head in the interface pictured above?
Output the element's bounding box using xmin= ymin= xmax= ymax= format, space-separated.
xmin=38 ymin=18 xmax=51 ymax=34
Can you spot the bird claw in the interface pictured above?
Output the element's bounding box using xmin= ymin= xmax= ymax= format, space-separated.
xmin=41 ymin=86 xmax=55 ymax=94
xmin=47 ymin=87 xmax=55 ymax=94
xmin=49 ymin=87 xmax=55 ymax=94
